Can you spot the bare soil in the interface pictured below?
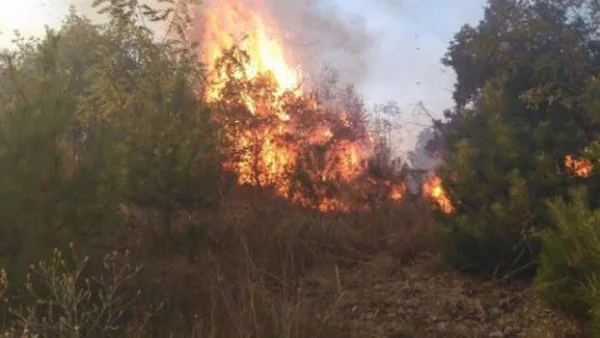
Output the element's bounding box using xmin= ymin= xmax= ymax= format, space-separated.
xmin=302 ymin=254 xmax=584 ymax=338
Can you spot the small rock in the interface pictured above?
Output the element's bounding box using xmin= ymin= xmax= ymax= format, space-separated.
xmin=489 ymin=331 xmax=504 ymax=337
xmin=489 ymin=307 xmax=502 ymax=317
xmin=504 ymin=326 xmax=520 ymax=336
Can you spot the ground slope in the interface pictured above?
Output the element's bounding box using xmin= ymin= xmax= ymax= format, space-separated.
xmin=302 ymin=254 xmax=583 ymax=337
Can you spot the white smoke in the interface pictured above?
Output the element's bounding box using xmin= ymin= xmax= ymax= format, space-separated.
xmin=265 ymin=0 xmax=376 ymax=88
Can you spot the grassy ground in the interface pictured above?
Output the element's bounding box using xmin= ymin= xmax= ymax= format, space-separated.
xmin=126 ymin=192 xmax=582 ymax=337
xmin=0 ymin=190 xmax=585 ymax=337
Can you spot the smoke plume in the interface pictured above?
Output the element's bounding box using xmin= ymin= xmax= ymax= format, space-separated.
xmin=195 ymin=0 xmax=377 ymax=88
xmin=269 ymin=0 xmax=375 ymax=86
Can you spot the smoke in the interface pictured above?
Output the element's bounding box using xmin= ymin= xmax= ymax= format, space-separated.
xmin=195 ymin=0 xmax=378 ymax=89
xmin=266 ymin=0 xmax=376 ymax=88
xmin=7 ymin=0 xmax=378 ymax=89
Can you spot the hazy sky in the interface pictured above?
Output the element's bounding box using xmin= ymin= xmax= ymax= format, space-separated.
xmin=322 ymin=0 xmax=486 ymax=146
xmin=0 ymin=0 xmax=487 ymax=151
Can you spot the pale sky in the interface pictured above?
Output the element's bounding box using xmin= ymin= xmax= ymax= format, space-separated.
xmin=0 ymin=0 xmax=486 ymax=152
xmin=0 ymin=1 xmax=69 ymax=45
xmin=323 ymin=0 xmax=486 ymax=147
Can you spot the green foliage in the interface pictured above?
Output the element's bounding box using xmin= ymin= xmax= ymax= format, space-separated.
xmin=534 ymin=187 xmax=600 ymax=334
xmin=436 ymin=78 xmax=544 ymax=277
xmin=434 ymin=0 xmax=600 ymax=278
xmin=0 ymin=1 xmax=221 ymax=279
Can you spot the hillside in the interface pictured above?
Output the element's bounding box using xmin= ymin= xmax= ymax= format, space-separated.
xmin=2 ymin=0 xmax=600 ymax=336
xmin=303 ymin=255 xmax=581 ymax=337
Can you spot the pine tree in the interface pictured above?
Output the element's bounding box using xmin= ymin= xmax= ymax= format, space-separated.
xmin=435 ymin=0 xmax=600 ymax=278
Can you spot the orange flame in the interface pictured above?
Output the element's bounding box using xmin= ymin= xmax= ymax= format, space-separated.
xmin=423 ymin=175 xmax=454 ymax=214
xmin=388 ymin=182 xmax=405 ymax=201
xmin=565 ymin=155 xmax=593 ymax=178
xmin=200 ymin=0 xmax=301 ymax=101
xmin=197 ymin=0 xmax=399 ymax=212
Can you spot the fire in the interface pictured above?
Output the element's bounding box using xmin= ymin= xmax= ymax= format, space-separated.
xmin=423 ymin=175 xmax=454 ymax=214
xmin=565 ymin=155 xmax=593 ymax=178
xmin=200 ymin=0 xmax=301 ymax=101
xmin=419 ymin=156 xmax=593 ymax=214
xmin=196 ymin=0 xmax=403 ymax=211
xmin=388 ymin=182 xmax=405 ymax=201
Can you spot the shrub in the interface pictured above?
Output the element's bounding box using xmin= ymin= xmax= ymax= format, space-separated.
xmin=433 ymin=0 xmax=600 ymax=280
xmin=0 ymin=244 xmax=158 ymax=338
xmin=433 ymin=80 xmax=546 ymax=279
xmin=116 ymin=190 xmax=436 ymax=337
xmin=535 ymin=187 xmax=600 ymax=334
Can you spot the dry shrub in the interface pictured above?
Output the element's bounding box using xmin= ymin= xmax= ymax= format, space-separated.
xmin=342 ymin=199 xmax=437 ymax=263
xmin=0 ymin=189 xmax=436 ymax=337
xmin=114 ymin=187 xmax=437 ymax=337
xmin=0 ymin=245 xmax=158 ymax=338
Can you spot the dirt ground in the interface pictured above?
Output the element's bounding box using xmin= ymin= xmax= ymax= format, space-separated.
xmin=302 ymin=254 xmax=584 ymax=338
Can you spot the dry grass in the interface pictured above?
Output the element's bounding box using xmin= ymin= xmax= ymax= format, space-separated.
xmin=0 ymin=188 xmax=582 ymax=337
xmin=0 ymin=186 xmax=437 ymax=337
xmin=115 ymin=189 xmax=438 ymax=337
xmin=299 ymin=254 xmax=583 ymax=337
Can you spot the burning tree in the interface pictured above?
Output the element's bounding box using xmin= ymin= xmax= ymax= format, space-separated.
xmin=194 ymin=0 xmax=406 ymax=212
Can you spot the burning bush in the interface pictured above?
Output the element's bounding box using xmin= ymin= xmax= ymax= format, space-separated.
xmin=197 ymin=0 xmax=407 ymax=212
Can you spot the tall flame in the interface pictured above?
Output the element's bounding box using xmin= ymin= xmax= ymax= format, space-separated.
xmin=201 ymin=0 xmax=301 ymax=101
xmin=197 ymin=0 xmax=402 ymax=211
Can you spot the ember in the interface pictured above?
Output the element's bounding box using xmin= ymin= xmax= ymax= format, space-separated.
xmin=565 ymin=155 xmax=593 ymax=178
